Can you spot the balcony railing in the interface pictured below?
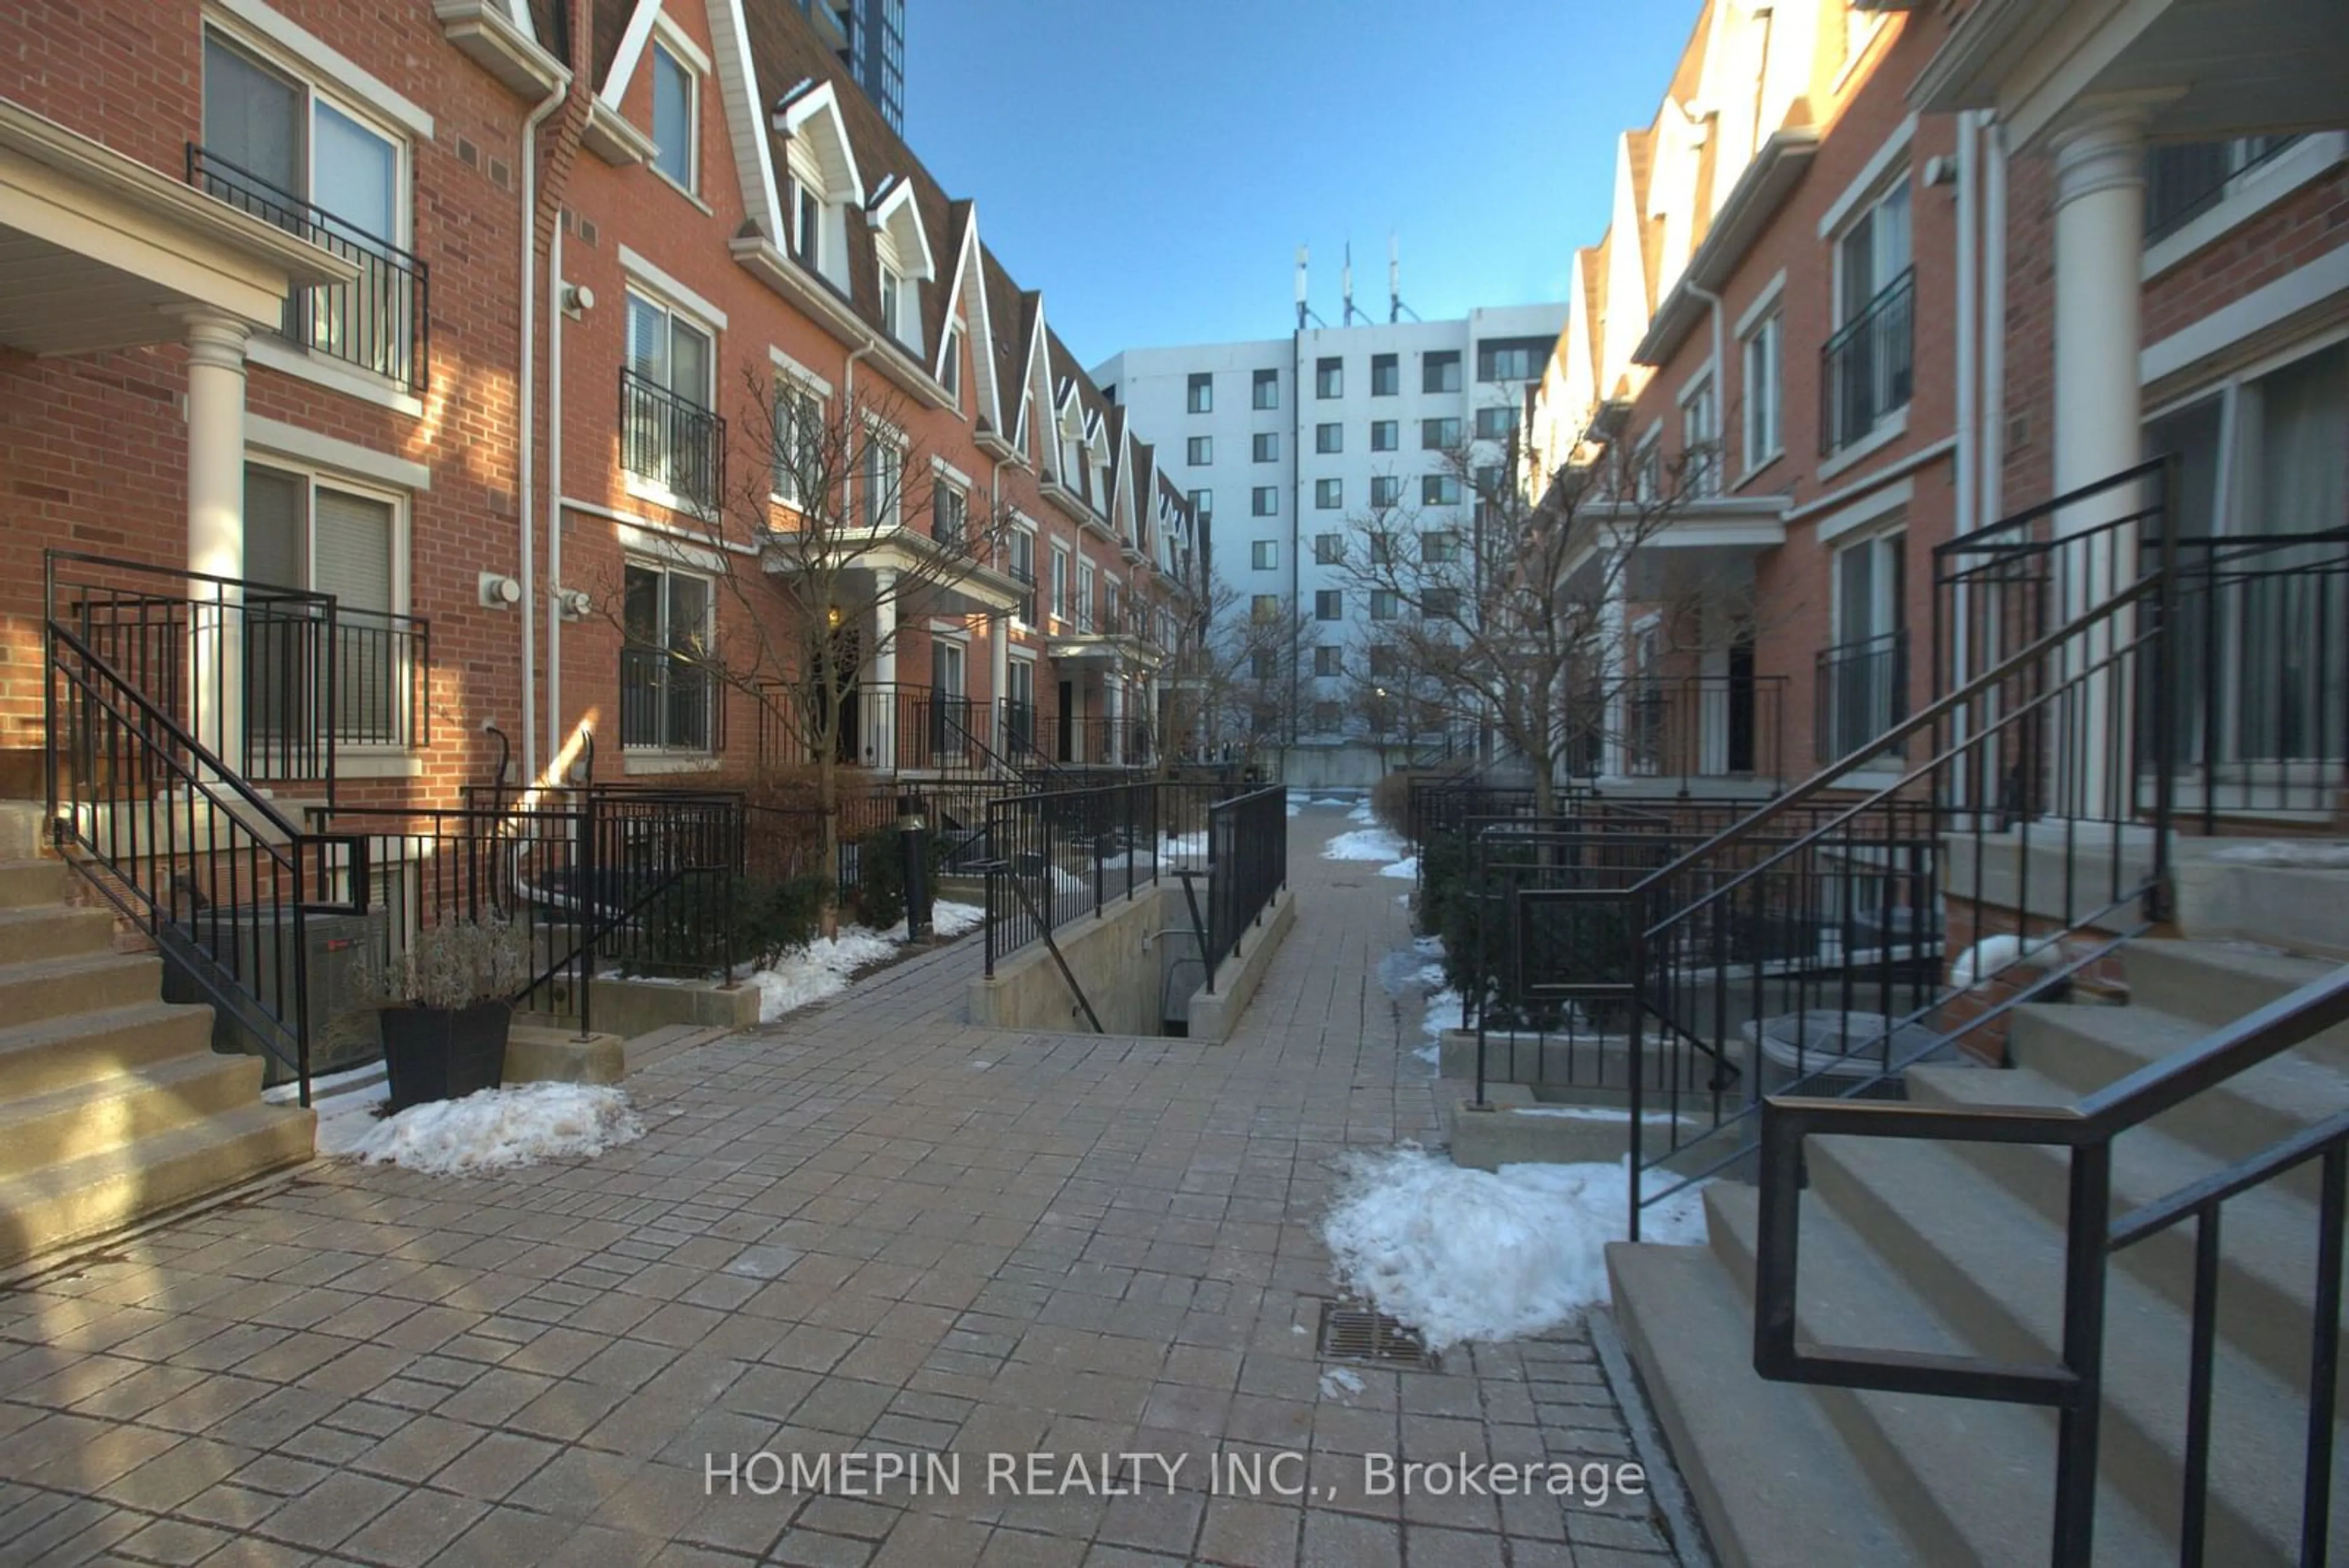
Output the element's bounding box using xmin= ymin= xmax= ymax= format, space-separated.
xmin=1814 ymin=628 xmax=1908 ymax=764
xmin=1562 ymin=674 xmax=1787 ymax=790
xmin=187 ymin=145 xmax=429 ymax=392
xmin=620 ymin=644 xmax=721 ymax=753
xmin=2145 ymin=136 xmax=2301 ymax=243
xmin=620 ymin=368 xmax=725 ymax=513
xmin=1819 ymin=267 xmax=1914 ymax=456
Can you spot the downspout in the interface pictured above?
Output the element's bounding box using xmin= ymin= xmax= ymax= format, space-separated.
xmin=1951 ymin=110 xmax=1981 ymax=805
xmin=544 ymin=215 xmax=566 ymax=771
xmin=1981 ymin=117 xmax=2007 ymax=530
xmin=517 ymin=65 xmax=571 ymax=787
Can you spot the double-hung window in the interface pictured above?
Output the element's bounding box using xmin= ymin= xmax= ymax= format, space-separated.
xmin=1824 ymin=177 xmax=1913 ymax=454
xmin=861 ymin=427 xmax=905 ymax=530
xmin=243 ymin=463 xmax=410 ymax=751
xmin=621 ymin=561 xmax=715 ymax=752
xmin=624 ymin=292 xmax=720 ymax=510
xmin=1743 ymin=311 xmax=1783 ymax=472
xmin=1010 ymin=530 xmax=1036 ymax=625
xmin=1823 ymin=529 xmax=1907 ymax=759
xmin=1681 ymin=377 xmax=1718 ymax=497
xmin=649 ymin=39 xmax=698 ymax=192
xmin=199 ymin=31 xmax=420 ymax=389
xmin=771 ymin=383 xmax=821 ymax=507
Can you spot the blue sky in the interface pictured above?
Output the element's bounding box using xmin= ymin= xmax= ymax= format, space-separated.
xmin=905 ymin=0 xmax=1701 ymax=361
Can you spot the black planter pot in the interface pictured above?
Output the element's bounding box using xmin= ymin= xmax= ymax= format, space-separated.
xmin=379 ymin=1003 xmax=512 ymax=1113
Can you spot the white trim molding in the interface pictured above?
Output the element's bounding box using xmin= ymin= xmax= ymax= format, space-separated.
xmin=1819 ymin=114 xmax=1917 ymax=239
xmin=619 ymin=243 xmax=728 ymax=330
xmin=2142 ymin=248 xmax=2349 ymax=390
xmin=1815 ymin=476 xmax=1914 ymax=546
xmin=244 ymin=414 xmax=431 ymax=491
xmin=208 ymin=0 xmax=434 ymax=137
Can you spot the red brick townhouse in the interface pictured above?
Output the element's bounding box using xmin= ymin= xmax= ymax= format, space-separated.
xmin=0 ymin=0 xmax=1198 ymax=1249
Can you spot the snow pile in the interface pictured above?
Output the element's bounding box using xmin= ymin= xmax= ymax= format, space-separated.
xmin=1309 ymin=797 xmax=1354 ymax=808
xmin=1318 ymin=1367 xmax=1365 ymax=1400
xmin=1379 ymin=856 xmax=1417 ymax=881
xmin=1285 ymin=800 xmax=1302 ymax=818
xmin=328 ymin=1083 xmax=645 ymax=1175
xmin=890 ymin=900 xmax=981 ymax=940
xmin=1320 ymin=1148 xmax=1705 ymax=1350
xmin=1162 ymin=831 xmax=1208 ymax=858
xmin=1323 ymin=827 xmax=1408 ymax=862
xmin=1348 ymin=799 xmax=1376 ymax=825
xmin=2209 ymin=841 xmax=2349 ymax=869
xmin=1950 ymin=931 xmax=2057 ymax=989
xmin=751 ymin=926 xmax=899 ymax=1020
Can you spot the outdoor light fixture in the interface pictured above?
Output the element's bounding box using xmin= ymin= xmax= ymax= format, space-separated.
xmin=826 ymin=604 xmax=843 ymax=628
xmin=478 ymin=572 xmax=523 ymax=608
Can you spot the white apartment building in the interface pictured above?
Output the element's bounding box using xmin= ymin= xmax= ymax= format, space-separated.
xmin=1096 ymin=303 xmax=1565 ymax=785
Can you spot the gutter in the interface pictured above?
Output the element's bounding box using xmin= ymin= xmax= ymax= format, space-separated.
xmin=516 ymin=64 xmax=573 ymax=786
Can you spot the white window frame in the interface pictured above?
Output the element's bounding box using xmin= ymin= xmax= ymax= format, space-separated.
xmin=1251 ymin=540 xmax=1278 ymax=571
xmin=1050 ymin=545 xmax=1071 ymax=626
xmin=1315 ymin=477 xmax=1342 ymax=510
xmin=1252 ymin=486 xmax=1278 ymax=517
xmin=859 ymin=419 xmax=907 ymax=531
xmin=620 ymin=555 xmax=719 ymax=754
xmin=1011 ymin=526 xmax=1037 ymax=628
xmin=1077 ymin=559 xmax=1097 ymax=633
xmin=1738 ymin=275 xmax=1785 ymax=483
xmin=622 ymin=283 xmax=719 ymax=510
xmin=1679 ymin=373 xmax=1718 ymax=498
xmin=770 ymin=377 xmax=825 ymax=509
xmin=645 ymin=24 xmax=703 ymax=196
xmin=940 ymin=320 xmax=962 ymax=404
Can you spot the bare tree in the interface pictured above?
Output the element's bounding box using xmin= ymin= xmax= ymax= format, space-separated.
xmin=1334 ymin=423 xmax=1749 ymax=817
xmin=598 ymin=369 xmax=1017 ymax=923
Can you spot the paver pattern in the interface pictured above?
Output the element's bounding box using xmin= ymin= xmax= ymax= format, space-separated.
xmin=0 ymin=807 xmax=1683 ymax=1566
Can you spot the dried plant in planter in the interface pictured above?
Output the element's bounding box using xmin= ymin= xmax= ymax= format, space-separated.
xmin=351 ymin=917 xmax=534 ymax=1113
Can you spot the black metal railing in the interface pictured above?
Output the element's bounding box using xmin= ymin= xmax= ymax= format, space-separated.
xmin=980 ymin=779 xmax=1225 ymax=976
xmin=1814 ymin=629 xmax=1909 ymax=764
xmin=47 ymin=551 xmax=429 ymax=787
xmin=619 ymin=644 xmax=721 ymax=754
xmin=1600 ymin=674 xmax=1789 ymax=790
xmin=1820 ymin=267 xmax=1914 ymax=456
xmin=2145 ymin=135 xmax=2302 ymax=243
xmin=620 ymin=367 xmax=725 ymax=513
xmin=1203 ymin=785 xmax=1287 ymax=989
xmin=187 ymin=145 xmax=429 ymax=392
xmin=1755 ymin=964 xmax=2349 ymax=1566
xmin=1001 ymin=699 xmax=1038 ymax=759
xmin=46 ymin=614 xmax=368 ymax=1109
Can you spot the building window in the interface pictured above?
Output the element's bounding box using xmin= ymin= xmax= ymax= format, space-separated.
xmin=1189 ymin=488 xmax=1212 ymax=519
xmin=1010 ymin=529 xmax=1036 ymax=625
xmin=1253 ymin=368 xmax=1280 ymax=409
xmin=196 ymin=31 xmax=420 ymax=389
xmin=1823 ymin=177 xmax=1914 ymax=455
xmin=1420 ymin=530 xmax=1458 ymax=563
xmin=1187 ymin=372 xmax=1212 ymax=414
xmin=1252 ymin=486 xmax=1278 ymax=516
xmin=1370 ymin=589 xmax=1399 ymax=621
xmin=1421 ymin=588 xmax=1460 ymax=620
xmin=2145 ymin=137 xmax=2303 ymax=242
xmin=1422 ymin=417 xmax=1461 ymax=450
xmin=1474 ymin=405 xmax=1518 ymax=442
xmin=1187 ymin=435 xmax=1212 ymax=466
xmin=1368 ymin=644 xmax=1399 ymax=678
xmin=1422 ymin=474 xmax=1460 ymax=507
xmin=1633 ymin=435 xmax=1661 ymax=502
xmin=623 ymin=291 xmax=720 ymax=508
xmin=242 ymin=463 xmax=408 ymax=746
xmin=1316 ymin=357 xmax=1343 ymax=398
xmin=1250 ymin=595 xmax=1282 ymax=623
xmin=1316 ymin=422 xmax=1343 ymax=455
xmin=1423 ymin=351 xmax=1461 ymax=394
xmin=1314 ymin=646 xmax=1343 ymax=678
xmin=1312 ymin=702 xmax=1342 ymax=733
xmin=1822 ymin=528 xmax=1907 ymax=759
xmin=620 ymin=560 xmax=714 ymax=751
xmin=1314 ymin=590 xmax=1342 ymax=621
xmin=1743 ymin=311 xmax=1783 ymax=471
xmin=1315 ymin=478 xmax=1342 ymax=510
xmin=1476 ymin=337 xmax=1548 ymax=382
xmin=1252 ymin=540 xmax=1278 ymax=571
xmin=1369 ymin=532 xmax=1395 ymax=565
xmin=1314 ymin=533 xmax=1345 ymax=565
xmin=1681 ymin=376 xmax=1719 ymax=497
xmin=1371 ymin=420 xmax=1398 ymax=452
xmin=1370 ymin=475 xmax=1402 ymax=508
xmin=1050 ymin=549 xmax=1070 ymax=623
xmin=1077 ymin=560 xmax=1096 ymax=632
xmin=861 ymin=427 xmax=904 ymax=530
xmin=1253 ymin=432 xmax=1280 ymax=463
xmin=932 ymin=482 xmax=967 ymax=548
xmin=649 ymin=39 xmax=698 ymax=191
xmin=878 ymin=264 xmax=913 ymax=346
xmin=1371 ymin=353 xmax=1398 ymax=396
xmin=940 ymin=324 xmax=962 ymax=403
xmin=771 ymin=382 xmax=821 ymax=506
xmin=790 ymin=174 xmax=824 ymax=272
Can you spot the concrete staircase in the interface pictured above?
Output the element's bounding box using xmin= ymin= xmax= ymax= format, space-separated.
xmin=0 ymin=806 xmax=313 ymax=1269
xmin=1609 ymin=882 xmax=2349 ymax=1566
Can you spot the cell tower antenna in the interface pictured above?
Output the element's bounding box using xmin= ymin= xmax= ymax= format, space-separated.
xmin=1388 ymin=232 xmax=1419 ymax=323
xmin=1343 ymin=242 xmax=1370 ymax=326
xmin=1294 ymin=245 xmax=1326 ymax=331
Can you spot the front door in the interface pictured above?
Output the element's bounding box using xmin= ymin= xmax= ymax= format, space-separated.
xmin=1057 ymin=680 xmax=1075 ymax=763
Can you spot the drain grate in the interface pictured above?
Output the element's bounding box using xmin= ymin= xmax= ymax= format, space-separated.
xmin=1318 ymin=1299 xmax=1436 ymax=1368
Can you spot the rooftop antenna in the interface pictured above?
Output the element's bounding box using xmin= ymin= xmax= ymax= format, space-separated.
xmin=1343 ymin=242 xmax=1371 ymax=327
xmin=1388 ymin=232 xmax=1420 ymax=324
xmin=1294 ymin=246 xmax=1325 ymax=330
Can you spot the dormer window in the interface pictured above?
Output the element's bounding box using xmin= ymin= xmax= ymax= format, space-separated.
xmin=880 ymin=264 xmax=908 ymax=344
xmin=940 ymin=323 xmax=962 ymax=405
xmin=791 ymin=177 xmax=822 ymax=270
xmin=777 ymin=81 xmax=861 ymax=295
xmin=867 ymin=179 xmax=932 ymax=357
xmin=649 ymin=39 xmax=697 ymax=193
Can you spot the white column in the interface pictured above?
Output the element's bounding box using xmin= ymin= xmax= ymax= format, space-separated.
xmin=871 ymin=571 xmax=898 ymax=771
xmin=174 ymin=309 xmax=251 ymax=762
xmin=1598 ymin=554 xmax=1627 ymax=780
xmin=989 ymin=611 xmax=1009 ymax=757
xmin=1107 ymin=672 xmax=1125 ymax=766
xmin=2049 ymin=106 xmax=2151 ymax=816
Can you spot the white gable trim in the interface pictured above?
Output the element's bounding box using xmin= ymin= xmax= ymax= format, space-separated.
xmin=775 ymin=79 xmax=865 ymax=206
xmin=866 ymin=178 xmax=934 ymax=281
xmin=705 ymin=0 xmax=782 ymax=242
xmin=599 ymin=0 xmax=662 ymax=105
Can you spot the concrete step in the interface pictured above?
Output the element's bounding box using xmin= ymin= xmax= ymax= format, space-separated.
xmin=0 ymin=904 xmax=117 ymax=966
xmin=2123 ymin=940 xmax=2349 ymax=1063
xmin=0 ymin=1100 xmax=313 ymax=1269
xmin=0 ymin=860 xmax=67 ymax=909
xmin=2008 ymin=1003 xmax=2349 ymax=1194
xmin=1605 ymin=1239 xmax=1925 ymax=1568
xmin=1706 ymin=1184 xmax=2173 ymax=1567
xmin=0 ymin=951 xmax=163 ymax=1028
xmin=0 ymin=1051 xmax=265 ymax=1178
xmin=1803 ymin=1133 xmax=2349 ymax=1566
xmin=0 ymin=1001 xmax=217 ymax=1100
xmin=0 ymin=803 xmax=45 ymax=862
xmin=1906 ymin=1061 xmax=2336 ymax=1392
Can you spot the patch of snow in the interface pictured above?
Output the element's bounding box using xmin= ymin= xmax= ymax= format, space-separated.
xmin=1319 ymin=1148 xmax=1705 ymax=1351
xmin=1950 ymin=932 xmax=2056 ymax=989
xmin=749 ymin=926 xmax=900 ymax=1021
xmin=1379 ymin=856 xmax=1417 ymax=881
xmin=1324 ymin=827 xmax=1407 ymax=862
xmin=1423 ymin=987 xmax=1463 ymax=1044
xmin=1285 ymin=801 xmax=1303 ymax=818
xmin=1161 ymin=831 xmax=1208 ymax=857
xmin=2209 ymin=841 xmax=2349 ymax=869
xmin=1412 ymin=1044 xmax=1441 ymax=1066
xmin=1348 ymin=800 xmax=1376 ymax=825
xmin=1318 ymin=1367 xmax=1366 ymax=1400
xmin=1512 ymin=1107 xmax=1683 ymax=1122
xmin=1309 ymin=797 xmax=1353 ymax=808
xmin=1290 ymin=1323 xmax=1308 ymax=1337
xmin=327 ymin=1083 xmax=645 ymax=1175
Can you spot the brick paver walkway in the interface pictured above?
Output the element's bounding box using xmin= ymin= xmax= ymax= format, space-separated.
xmin=0 ymin=806 xmax=1683 ymax=1567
